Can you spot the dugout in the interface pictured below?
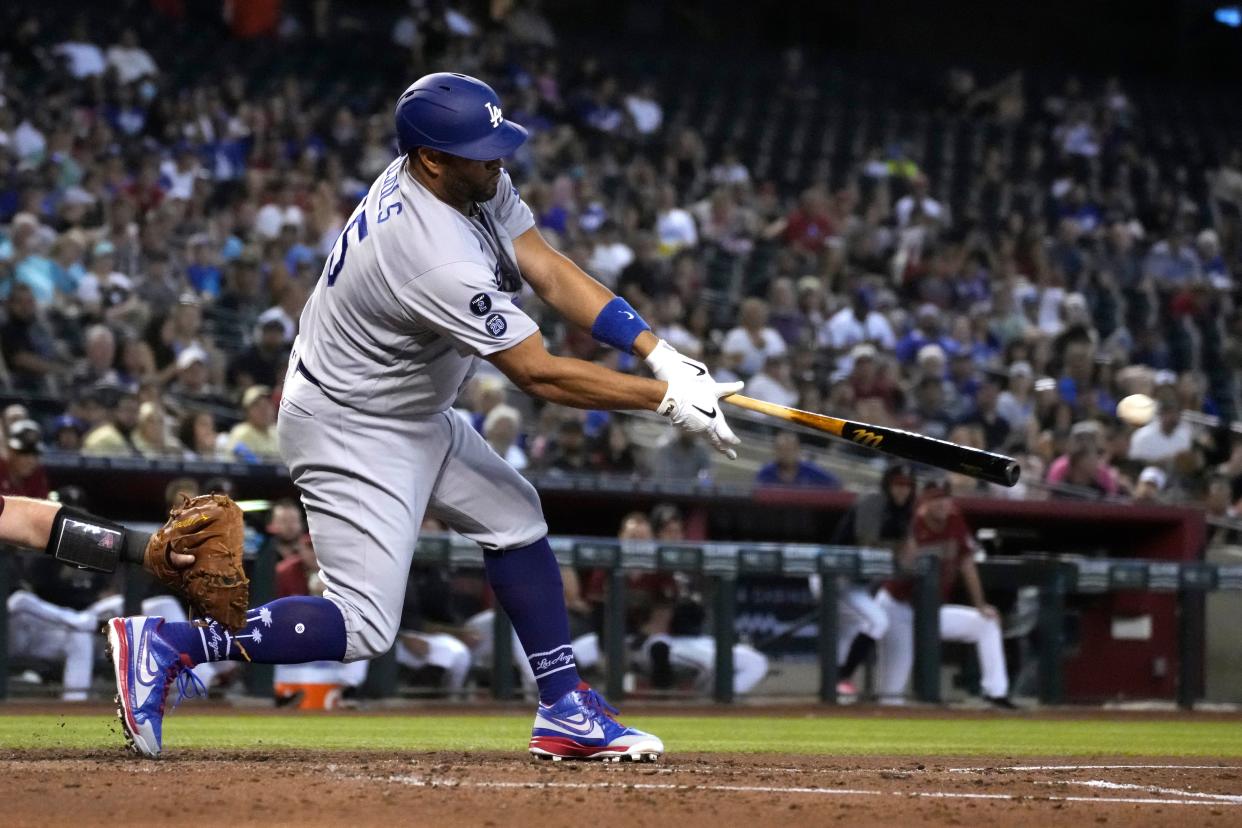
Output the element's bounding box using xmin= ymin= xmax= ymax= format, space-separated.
xmin=26 ymin=458 xmax=1213 ymax=704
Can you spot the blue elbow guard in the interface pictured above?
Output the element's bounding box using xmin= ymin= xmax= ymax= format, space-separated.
xmin=590 ymin=297 xmax=651 ymax=353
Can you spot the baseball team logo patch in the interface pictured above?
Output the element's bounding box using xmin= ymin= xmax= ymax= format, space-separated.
xmin=485 ymin=313 xmax=507 ymax=337
xmin=469 ymin=292 xmax=492 ymax=316
xmin=485 ymin=101 xmax=503 ymax=128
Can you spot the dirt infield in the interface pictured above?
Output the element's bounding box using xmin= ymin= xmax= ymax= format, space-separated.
xmin=4 ymin=748 xmax=1241 ymax=827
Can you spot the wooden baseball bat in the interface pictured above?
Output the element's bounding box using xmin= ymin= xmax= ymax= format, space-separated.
xmin=723 ymin=394 xmax=1021 ymax=487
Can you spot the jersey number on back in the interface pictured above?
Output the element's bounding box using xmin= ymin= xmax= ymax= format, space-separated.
xmin=326 ymin=200 xmax=369 ymax=287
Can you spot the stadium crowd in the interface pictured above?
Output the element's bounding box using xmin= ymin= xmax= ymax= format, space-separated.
xmin=0 ymin=0 xmax=1240 ymax=517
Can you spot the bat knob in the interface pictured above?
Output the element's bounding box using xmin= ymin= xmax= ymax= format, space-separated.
xmin=1002 ymin=461 xmax=1021 ymax=487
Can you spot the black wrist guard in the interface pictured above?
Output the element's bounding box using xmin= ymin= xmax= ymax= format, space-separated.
xmin=46 ymin=506 xmax=147 ymax=573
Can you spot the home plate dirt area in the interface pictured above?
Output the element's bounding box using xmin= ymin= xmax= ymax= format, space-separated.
xmin=3 ymin=749 xmax=1241 ymax=827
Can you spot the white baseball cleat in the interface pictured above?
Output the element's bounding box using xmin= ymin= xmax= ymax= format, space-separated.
xmin=529 ymin=682 xmax=664 ymax=762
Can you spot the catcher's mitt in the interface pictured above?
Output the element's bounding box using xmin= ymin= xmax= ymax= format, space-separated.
xmin=145 ymin=493 xmax=250 ymax=631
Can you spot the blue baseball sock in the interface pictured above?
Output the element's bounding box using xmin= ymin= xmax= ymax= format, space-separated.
xmin=156 ymin=596 xmax=347 ymax=665
xmin=484 ymin=537 xmax=581 ymax=704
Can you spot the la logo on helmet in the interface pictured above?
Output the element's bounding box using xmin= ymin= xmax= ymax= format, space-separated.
xmin=484 ymin=102 xmax=503 ymax=128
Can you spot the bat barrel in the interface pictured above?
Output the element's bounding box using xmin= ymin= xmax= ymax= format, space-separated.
xmin=722 ymin=395 xmax=1022 ymax=487
xmin=996 ymin=459 xmax=1021 ymax=487
xmin=839 ymin=421 xmax=1022 ymax=487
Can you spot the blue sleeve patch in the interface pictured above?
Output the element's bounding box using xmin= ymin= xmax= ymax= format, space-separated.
xmin=470 ymin=292 xmax=492 ymax=316
xmin=485 ymin=313 xmax=507 ymax=337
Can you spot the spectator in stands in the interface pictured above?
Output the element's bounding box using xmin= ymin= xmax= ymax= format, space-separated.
xmin=1128 ymin=398 xmax=1193 ymax=466
xmin=81 ymin=386 xmax=138 ymax=456
xmin=54 ymin=17 xmax=105 ymax=79
xmin=168 ymin=346 xmax=228 ymax=410
xmin=821 ymin=289 xmax=897 ymax=353
xmin=765 ymin=277 xmax=808 ymax=347
xmin=50 ymin=414 xmax=86 ymax=454
xmin=1197 ymin=229 xmax=1231 ymax=290
xmin=227 ymin=317 xmax=290 ymax=391
xmin=623 ymin=81 xmax=663 ymax=137
xmin=117 ymin=339 xmax=157 ymax=391
xmin=0 ymin=419 xmax=49 ymax=497
xmin=848 ymin=344 xmax=902 ymax=422
xmin=78 ymin=241 xmax=144 ymax=329
xmin=783 ymin=186 xmax=836 ymax=257
xmin=961 ymin=374 xmax=1013 ymax=453
xmin=134 ymin=250 xmax=182 ymax=316
xmin=996 ymin=361 xmax=1035 ymax=431
xmin=709 ymin=144 xmax=751 ymax=186
xmin=590 ymin=421 xmax=642 ymax=475
xmin=653 ymin=293 xmax=702 ymax=358
xmin=11 ymin=221 xmax=59 ymax=308
xmin=746 ymin=353 xmax=799 ymax=409
xmin=184 ymin=235 xmax=222 ymax=298
xmin=464 ymin=375 xmax=507 ymax=433
xmin=1217 ymin=437 xmax=1242 ymax=504
xmin=106 ymin=27 xmax=158 ymax=84
xmin=895 ymin=174 xmax=948 ymax=229
xmin=2 ymin=405 xmax=28 ymax=434
xmin=616 ymin=232 xmax=667 ymax=301
xmin=70 ymin=324 xmax=120 ymax=393
xmin=947 ymin=348 xmax=981 ymax=401
xmin=755 ymin=432 xmax=840 ymax=488
xmin=1206 ymin=474 xmax=1240 ymax=546
xmin=217 ymin=251 xmax=266 ymax=337
xmin=653 ymin=428 xmax=712 ymax=483
xmin=544 ymin=418 xmax=591 ymax=475
xmin=47 ymin=232 xmax=87 ymax=306
xmin=1143 ymin=225 xmax=1199 ymax=287
xmin=178 ymin=410 xmax=225 ymax=461
xmin=895 ymin=304 xmax=957 ymax=365
xmin=1046 ymin=420 xmax=1120 ymax=496
xmin=722 ymin=297 xmax=787 ymax=378
xmin=131 ymin=401 xmax=181 ymax=457
xmin=483 ymin=403 xmax=528 ymax=471
xmin=1053 ymin=446 xmax=1112 ymax=499
xmin=1 ymin=283 xmax=62 ymax=392
xmin=1133 ymin=466 xmax=1167 ymax=502
xmin=907 ymin=374 xmax=953 ymax=440
xmin=655 ymin=185 xmax=698 ymax=256
xmin=226 ymin=385 xmax=280 ymax=462
xmin=587 ymin=221 xmax=634 ymax=288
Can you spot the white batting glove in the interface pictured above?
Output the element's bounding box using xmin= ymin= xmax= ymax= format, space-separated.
xmin=645 ymin=339 xmax=714 ymax=385
xmin=657 ymin=375 xmax=744 ymax=460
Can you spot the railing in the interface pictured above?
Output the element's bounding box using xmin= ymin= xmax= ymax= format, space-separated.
xmin=2 ymin=531 xmax=1238 ymax=705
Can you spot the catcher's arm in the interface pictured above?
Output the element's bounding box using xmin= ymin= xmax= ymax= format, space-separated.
xmin=0 ymin=495 xmax=193 ymax=571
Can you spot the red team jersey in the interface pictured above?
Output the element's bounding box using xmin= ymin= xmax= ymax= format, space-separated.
xmin=884 ymin=504 xmax=972 ymax=603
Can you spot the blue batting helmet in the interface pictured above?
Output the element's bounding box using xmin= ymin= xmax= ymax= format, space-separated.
xmin=394 ymin=72 xmax=528 ymax=160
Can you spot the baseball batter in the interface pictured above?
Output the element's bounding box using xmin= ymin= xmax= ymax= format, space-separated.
xmin=106 ymin=73 xmax=743 ymax=761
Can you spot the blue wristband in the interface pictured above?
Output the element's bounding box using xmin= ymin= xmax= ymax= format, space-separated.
xmin=590 ymin=297 xmax=651 ymax=353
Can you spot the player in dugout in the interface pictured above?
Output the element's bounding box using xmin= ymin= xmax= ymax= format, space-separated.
xmin=873 ymin=476 xmax=1017 ymax=709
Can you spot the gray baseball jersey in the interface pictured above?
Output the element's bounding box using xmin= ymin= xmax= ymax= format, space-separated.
xmin=277 ymin=157 xmax=548 ymax=662
xmin=293 ymin=157 xmax=539 ymax=416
